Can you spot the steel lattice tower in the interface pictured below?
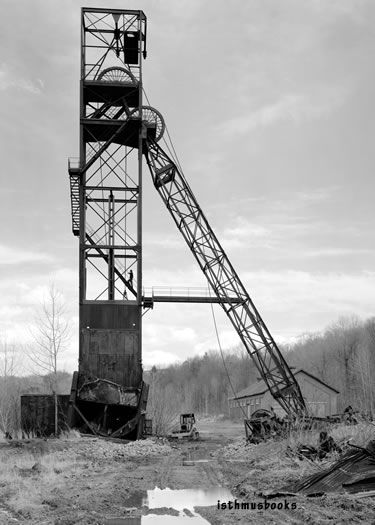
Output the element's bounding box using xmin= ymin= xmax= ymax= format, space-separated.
xmin=68 ymin=8 xmax=152 ymax=438
xmin=66 ymin=8 xmax=307 ymax=440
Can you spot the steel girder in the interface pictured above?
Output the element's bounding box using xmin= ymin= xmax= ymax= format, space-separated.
xmin=145 ymin=139 xmax=307 ymax=417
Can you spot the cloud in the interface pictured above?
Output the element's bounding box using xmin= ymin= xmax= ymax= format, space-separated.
xmin=304 ymin=248 xmax=374 ymax=258
xmin=217 ymin=88 xmax=348 ymax=136
xmin=194 ymin=328 xmax=240 ymax=355
xmin=219 ymin=218 xmax=271 ymax=251
xmin=0 ymin=244 xmax=53 ymax=265
xmin=242 ymin=269 xmax=375 ymax=331
xmin=143 ymin=350 xmax=182 ymax=369
xmin=0 ymin=64 xmax=43 ymax=94
xmin=223 ymin=217 xmax=270 ymax=239
xmin=294 ymin=188 xmax=336 ymax=203
xmin=217 ymin=213 xmax=312 ymax=252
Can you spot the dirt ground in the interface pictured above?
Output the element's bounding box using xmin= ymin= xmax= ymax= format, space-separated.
xmin=0 ymin=419 xmax=375 ymax=524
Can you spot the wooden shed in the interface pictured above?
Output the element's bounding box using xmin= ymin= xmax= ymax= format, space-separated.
xmin=229 ymin=369 xmax=339 ymax=419
xmin=21 ymin=395 xmax=70 ymax=436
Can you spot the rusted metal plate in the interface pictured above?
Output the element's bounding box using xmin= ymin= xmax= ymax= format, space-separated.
xmin=78 ymin=378 xmax=138 ymax=406
xmin=80 ymin=329 xmax=142 ymax=387
xmin=80 ymin=303 xmax=139 ymax=330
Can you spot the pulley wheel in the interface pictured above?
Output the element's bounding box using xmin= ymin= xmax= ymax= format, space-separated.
xmin=97 ymin=66 xmax=137 ymax=84
xmin=128 ymin=106 xmax=165 ymax=142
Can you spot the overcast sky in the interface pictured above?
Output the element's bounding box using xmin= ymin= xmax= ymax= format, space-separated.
xmin=1 ymin=0 xmax=374 ymax=373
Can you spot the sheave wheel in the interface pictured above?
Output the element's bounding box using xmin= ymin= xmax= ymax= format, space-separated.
xmin=97 ymin=66 xmax=137 ymax=84
xmin=128 ymin=106 xmax=165 ymax=142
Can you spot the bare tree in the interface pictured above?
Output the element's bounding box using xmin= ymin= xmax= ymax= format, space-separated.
xmin=147 ymin=366 xmax=180 ymax=435
xmin=0 ymin=338 xmax=22 ymax=437
xmin=29 ymin=284 xmax=70 ymax=435
xmin=326 ymin=316 xmax=361 ymax=407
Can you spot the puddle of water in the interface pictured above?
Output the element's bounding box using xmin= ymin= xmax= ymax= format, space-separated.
xmin=147 ymin=486 xmax=232 ymax=510
xmin=144 ymin=516 xmax=209 ymax=524
xmin=105 ymin=486 xmax=233 ymax=525
xmin=105 ymin=516 xmax=209 ymax=524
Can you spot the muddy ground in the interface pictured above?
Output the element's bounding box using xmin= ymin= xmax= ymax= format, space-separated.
xmin=0 ymin=419 xmax=374 ymax=524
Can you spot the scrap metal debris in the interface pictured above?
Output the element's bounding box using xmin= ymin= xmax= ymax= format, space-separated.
xmin=276 ymin=440 xmax=375 ymax=497
xmin=289 ymin=432 xmax=342 ymax=461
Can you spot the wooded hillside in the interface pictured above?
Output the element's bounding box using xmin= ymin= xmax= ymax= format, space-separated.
xmin=1 ymin=315 xmax=374 ymax=436
xmin=146 ymin=315 xmax=375 ymax=423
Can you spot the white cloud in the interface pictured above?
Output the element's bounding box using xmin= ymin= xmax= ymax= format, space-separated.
xmin=0 ymin=305 xmax=24 ymax=317
xmin=194 ymin=328 xmax=240 ymax=355
xmin=223 ymin=217 xmax=270 ymax=239
xmin=143 ymin=350 xmax=182 ymax=368
xmin=217 ymin=88 xmax=348 ymax=136
xmin=304 ymin=248 xmax=374 ymax=258
xmin=0 ymin=244 xmax=53 ymax=265
xmin=242 ymin=269 xmax=375 ymax=332
xmin=0 ymin=64 xmax=42 ymax=94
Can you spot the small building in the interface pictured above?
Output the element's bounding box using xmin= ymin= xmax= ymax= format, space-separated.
xmin=228 ymin=369 xmax=339 ymax=419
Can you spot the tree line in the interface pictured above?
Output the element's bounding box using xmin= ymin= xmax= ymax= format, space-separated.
xmin=146 ymin=315 xmax=375 ymax=425
xmin=2 ymin=311 xmax=375 ymax=437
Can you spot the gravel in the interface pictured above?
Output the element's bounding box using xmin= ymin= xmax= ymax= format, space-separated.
xmin=77 ymin=437 xmax=172 ymax=460
xmin=215 ymin=438 xmax=254 ymax=460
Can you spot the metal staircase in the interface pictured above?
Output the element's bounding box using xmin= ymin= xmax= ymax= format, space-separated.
xmin=68 ymin=158 xmax=80 ymax=236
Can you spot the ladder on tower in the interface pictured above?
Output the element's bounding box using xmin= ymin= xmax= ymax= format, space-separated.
xmin=68 ymin=158 xmax=81 ymax=237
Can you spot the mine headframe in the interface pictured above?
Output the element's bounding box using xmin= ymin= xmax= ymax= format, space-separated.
xmin=67 ymin=8 xmax=150 ymax=440
xmin=66 ymin=8 xmax=307 ymax=440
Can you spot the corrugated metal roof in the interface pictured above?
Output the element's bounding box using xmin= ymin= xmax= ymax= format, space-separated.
xmin=297 ymin=369 xmax=340 ymax=394
xmin=231 ymin=382 xmax=268 ymax=400
xmin=229 ymin=369 xmax=339 ymax=400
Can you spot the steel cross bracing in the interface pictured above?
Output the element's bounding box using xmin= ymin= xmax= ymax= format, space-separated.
xmin=73 ymin=8 xmax=147 ymax=303
xmin=82 ymin=8 xmax=147 ymax=82
xmin=145 ymin=139 xmax=307 ymax=417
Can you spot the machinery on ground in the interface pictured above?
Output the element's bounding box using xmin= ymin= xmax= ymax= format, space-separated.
xmin=169 ymin=413 xmax=199 ymax=440
xmin=244 ymin=409 xmax=289 ymax=443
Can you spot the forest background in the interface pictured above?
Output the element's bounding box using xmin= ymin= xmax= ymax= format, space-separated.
xmin=1 ymin=314 xmax=374 ymax=435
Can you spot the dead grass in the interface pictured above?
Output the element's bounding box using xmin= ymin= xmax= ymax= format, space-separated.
xmin=0 ymin=446 xmax=80 ymax=518
xmin=58 ymin=428 xmax=81 ymax=441
xmin=285 ymin=420 xmax=375 ymax=454
xmin=330 ymin=421 xmax=375 ymax=447
xmin=223 ymin=421 xmax=375 ymax=499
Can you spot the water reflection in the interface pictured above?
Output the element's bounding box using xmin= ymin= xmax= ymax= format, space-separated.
xmin=147 ymin=486 xmax=232 ymax=510
xmin=104 ymin=486 xmax=233 ymax=524
xmin=105 ymin=516 xmax=210 ymax=524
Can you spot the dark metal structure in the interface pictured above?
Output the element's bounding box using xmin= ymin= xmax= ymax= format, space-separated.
xmin=68 ymin=8 xmax=150 ymax=438
xmin=67 ymin=8 xmax=307 ymax=438
xmin=144 ymin=141 xmax=307 ymax=417
xmin=21 ymin=395 xmax=70 ymax=437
